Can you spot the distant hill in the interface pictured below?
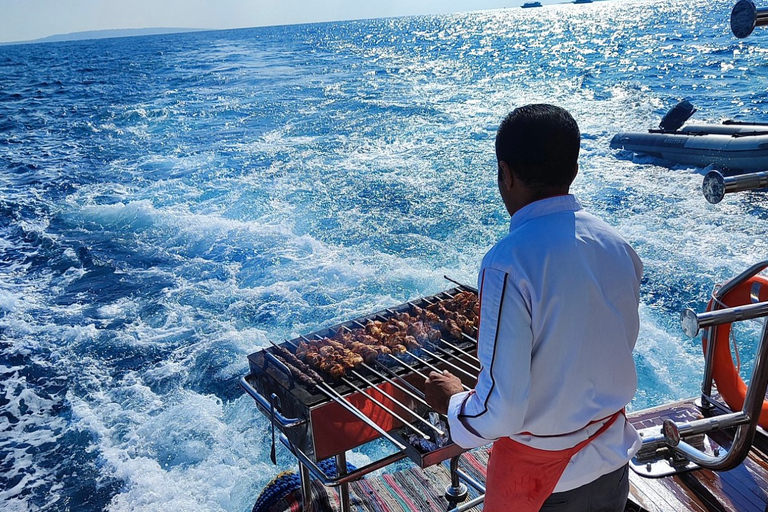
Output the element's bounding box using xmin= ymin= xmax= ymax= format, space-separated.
xmin=2 ymin=28 xmax=209 ymax=46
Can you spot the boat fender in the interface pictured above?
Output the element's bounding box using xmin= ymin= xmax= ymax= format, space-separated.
xmin=252 ymin=459 xmax=357 ymax=512
xmin=659 ymin=100 xmax=696 ymax=132
xmin=703 ymin=275 xmax=768 ymax=429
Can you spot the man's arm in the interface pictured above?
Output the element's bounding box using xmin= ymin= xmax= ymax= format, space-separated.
xmin=445 ymin=266 xmax=534 ymax=449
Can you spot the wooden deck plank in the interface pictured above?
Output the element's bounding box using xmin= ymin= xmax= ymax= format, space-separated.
xmin=678 ymin=470 xmax=745 ymax=512
xmin=722 ymin=451 xmax=768 ymax=505
xmin=737 ymin=453 xmax=768 ymax=494
xmin=628 ymin=472 xmax=709 ymax=512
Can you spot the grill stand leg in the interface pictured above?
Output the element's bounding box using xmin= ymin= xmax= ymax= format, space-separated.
xmin=444 ymin=455 xmax=469 ymax=510
xmin=336 ymin=453 xmax=351 ymax=512
xmin=299 ymin=461 xmax=314 ymax=512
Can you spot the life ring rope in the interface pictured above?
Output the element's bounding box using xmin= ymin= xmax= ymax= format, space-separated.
xmin=730 ymin=323 xmax=742 ymax=375
xmin=710 ymin=290 xmax=743 ymax=374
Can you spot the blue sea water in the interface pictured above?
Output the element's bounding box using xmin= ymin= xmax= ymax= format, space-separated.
xmin=3 ymin=0 xmax=768 ymax=509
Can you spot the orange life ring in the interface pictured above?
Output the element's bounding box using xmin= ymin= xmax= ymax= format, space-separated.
xmin=704 ymin=274 xmax=768 ymax=429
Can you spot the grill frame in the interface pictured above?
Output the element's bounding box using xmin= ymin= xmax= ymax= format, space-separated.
xmin=242 ymin=285 xmax=480 ymax=469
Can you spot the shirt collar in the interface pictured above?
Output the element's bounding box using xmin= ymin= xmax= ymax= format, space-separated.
xmin=508 ymin=194 xmax=582 ymax=232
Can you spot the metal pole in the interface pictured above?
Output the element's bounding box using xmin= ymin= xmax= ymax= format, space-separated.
xmin=444 ymin=455 xmax=469 ymax=509
xmin=702 ymin=170 xmax=768 ymax=204
xmin=335 ymin=453 xmax=351 ymax=512
xmin=299 ymin=461 xmax=314 ymax=512
xmin=681 ymin=300 xmax=768 ymax=337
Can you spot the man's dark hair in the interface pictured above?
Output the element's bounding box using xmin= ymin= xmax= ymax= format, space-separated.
xmin=495 ymin=104 xmax=580 ymax=190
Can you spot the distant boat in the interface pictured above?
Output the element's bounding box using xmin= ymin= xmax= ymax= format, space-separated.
xmin=573 ymin=0 xmax=593 ymax=3
xmin=521 ymin=1 xmax=542 ymax=7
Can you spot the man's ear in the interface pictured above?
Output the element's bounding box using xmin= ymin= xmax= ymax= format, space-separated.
xmin=499 ymin=161 xmax=514 ymax=190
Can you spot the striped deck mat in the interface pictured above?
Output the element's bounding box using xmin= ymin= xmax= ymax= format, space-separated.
xmin=255 ymin=447 xmax=489 ymax=512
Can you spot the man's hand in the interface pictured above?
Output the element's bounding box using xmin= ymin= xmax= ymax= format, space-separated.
xmin=424 ymin=370 xmax=464 ymax=415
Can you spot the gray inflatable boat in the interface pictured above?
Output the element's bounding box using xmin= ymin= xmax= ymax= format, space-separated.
xmin=610 ymin=101 xmax=768 ymax=173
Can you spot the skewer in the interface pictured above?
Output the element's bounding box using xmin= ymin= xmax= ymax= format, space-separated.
xmin=277 ymin=339 xmax=408 ymax=451
xmin=375 ymin=312 xmax=435 ymax=349
xmin=406 ymin=351 xmax=457 ymax=379
xmin=343 ymin=370 xmax=442 ymax=437
xmin=316 ymin=381 xmax=409 ymax=450
xmin=282 ymin=292 xmax=481 ymax=439
xmin=356 ymin=364 xmax=429 ymax=406
xmin=431 ymin=344 xmax=481 ymax=372
xmin=438 ymin=337 xmax=481 ymax=365
xmin=387 ymin=354 xmax=472 ymax=392
xmin=353 ymin=314 xmax=474 ymax=391
xmin=337 ymin=374 xmax=431 ymax=440
xmin=323 ymin=328 xmax=438 ymax=428
xmin=344 ymin=323 xmax=431 ymax=407
xmin=386 ymin=353 xmax=430 ymax=380
xmin=443 ymin=275 xmax=478 ymax=293
xmin=369 ymin=360 xmax=430 ymax=404
xmin=297 ymin=335 xmax=436 ymax=438
xmin=401 ymin=301 xmax=481 ymax=364
xmin=419 ymin=346 xmax=478 ymax=381
xmin=438 ymin=290 xmax=463 ymax=301
xmin=349 ymin=367 xmax=443 ymax=435
xmin=408 ymin=354 xmax=473 ymax=392
xmin=380 ymin=307 xmax=478 ymax=371
xmin=310 ymin=331 xmax=434 ymax=418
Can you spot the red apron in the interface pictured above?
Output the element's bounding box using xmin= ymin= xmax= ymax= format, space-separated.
xmin=483 ymin=410 xmax=624 ymax=512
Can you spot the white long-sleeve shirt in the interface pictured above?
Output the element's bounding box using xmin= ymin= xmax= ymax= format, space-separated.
xmin=447 ymin=194 xmax=643 ymax=493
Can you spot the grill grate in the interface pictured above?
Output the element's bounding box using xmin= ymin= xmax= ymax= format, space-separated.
xmin=243 ymin=285 xmax=481 ymax=467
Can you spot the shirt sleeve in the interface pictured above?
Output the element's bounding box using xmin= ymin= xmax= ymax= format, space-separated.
xmin=447 ymin=266 xmax=533 ymax=449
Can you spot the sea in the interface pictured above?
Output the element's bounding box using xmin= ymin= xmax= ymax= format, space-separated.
xmin=2 ymin=0 xmax=768 ymax=509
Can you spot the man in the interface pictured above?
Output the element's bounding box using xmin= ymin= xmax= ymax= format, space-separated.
xmin=424 ymin=104 xmax=643 ymax=511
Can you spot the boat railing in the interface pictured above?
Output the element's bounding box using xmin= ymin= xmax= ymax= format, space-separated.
xmin=640 ymin=260 xmax=768 ymax=472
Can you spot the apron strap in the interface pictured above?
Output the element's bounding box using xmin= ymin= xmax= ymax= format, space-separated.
xmin=568 ymin=408 xmax=625 ymax=456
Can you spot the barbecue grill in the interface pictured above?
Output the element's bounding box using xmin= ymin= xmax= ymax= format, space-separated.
xmin=240 ymin=280 xmax=484 ymax=511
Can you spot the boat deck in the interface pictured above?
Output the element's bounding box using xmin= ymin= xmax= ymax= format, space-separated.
xmin=255 ymin=398 xmax=768 ymax=511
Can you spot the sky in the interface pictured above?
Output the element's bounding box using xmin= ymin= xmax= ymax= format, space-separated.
xmin=0 ymin=0 xmax=540 ymax=44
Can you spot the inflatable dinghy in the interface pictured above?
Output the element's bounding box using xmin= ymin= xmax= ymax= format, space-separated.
xmin=610 ymin=101 xmax=768 ymax=173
